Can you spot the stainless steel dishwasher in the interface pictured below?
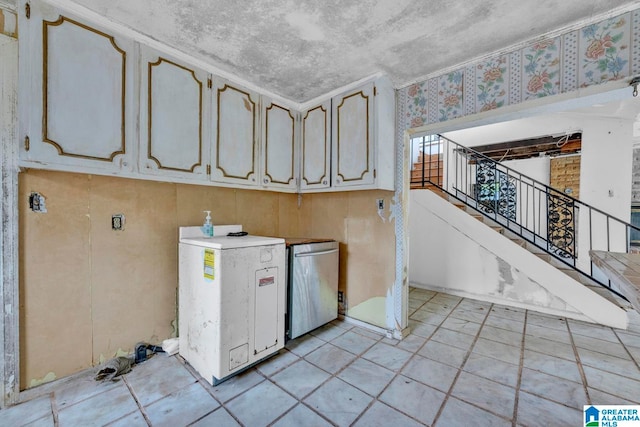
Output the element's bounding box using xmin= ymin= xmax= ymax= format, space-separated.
xmin=285 ymin=239 xmax=339 ymax=340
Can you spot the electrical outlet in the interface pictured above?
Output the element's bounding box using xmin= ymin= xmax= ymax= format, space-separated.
xmin=29 ymin=192 xmax=47 ymax=213
xmin=337 ymin=291 xmax=346 ymax=315
xmin=112 ymin=214 xmax=125 ymax=231
xmin=377 ymin=199 xmax=384 ymax=210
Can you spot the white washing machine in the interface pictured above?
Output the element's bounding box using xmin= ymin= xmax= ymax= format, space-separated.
xmin=178 ymin=226 xmax=285 ymax=385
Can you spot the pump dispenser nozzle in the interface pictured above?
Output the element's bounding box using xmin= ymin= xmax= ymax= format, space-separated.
xmin=202 ymin=211 xmax=213 ymax=237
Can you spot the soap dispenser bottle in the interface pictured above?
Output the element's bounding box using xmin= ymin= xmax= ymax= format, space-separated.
xmin=202 ymin=210 xmax=213 ymax=237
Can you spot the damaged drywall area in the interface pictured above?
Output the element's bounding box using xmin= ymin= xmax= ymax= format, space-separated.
xmin=338 ymin=191 xmax=396 ymax=329
xmin=19 ymin=170 xmax=398 ymax=388
xmin=29 ymin=372 xmax=55 ymax=389
xmin=492 ymin=255 xmax=581 ymax=313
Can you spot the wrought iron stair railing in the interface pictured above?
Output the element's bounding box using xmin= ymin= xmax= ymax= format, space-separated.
xmin=410 ymin=134 xmax=640 ymax=298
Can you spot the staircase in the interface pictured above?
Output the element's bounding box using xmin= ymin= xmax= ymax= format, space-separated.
xmin=410 ymin=152 xmax=442 ymax=190
xmin=409 ymin=135 xmax=639 ymax=323
xmin=421 ymin=186 xmax=632 ymax=312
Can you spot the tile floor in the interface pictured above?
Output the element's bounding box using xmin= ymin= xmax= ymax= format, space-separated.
xmin=2 ymin=287 xmax=640 ymax=426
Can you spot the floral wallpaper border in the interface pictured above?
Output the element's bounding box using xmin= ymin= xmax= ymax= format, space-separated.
xmin=401 ymin=9 xmax=640 ymax=130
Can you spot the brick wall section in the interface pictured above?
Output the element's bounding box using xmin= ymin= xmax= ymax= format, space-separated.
xmin=632 ymin=148 xmax=640 ymax=203
xmin=550 ymin=155 xmax=581 ymax=199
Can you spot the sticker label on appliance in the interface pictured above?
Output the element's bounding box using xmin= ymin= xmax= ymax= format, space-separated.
xmin=258 ymin=276 xmax=274 ymax=287
xmin=204 ymin=249 xmax=215 ymax=280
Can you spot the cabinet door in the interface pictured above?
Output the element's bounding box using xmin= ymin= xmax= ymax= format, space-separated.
xmin=300 ymin=100 xmax=331 ymax=191
xmin=261 ymin=99 xmax=297 ymax=191
xmin=211 ymin=79 xmax=259 ymax=186
xmin=332 ymin=83 xmax=375 ymax=188
xmin=139 ymin=47 xmax=209 ymax=180
xmin=19 ymin=1 xmax=135 ymax=172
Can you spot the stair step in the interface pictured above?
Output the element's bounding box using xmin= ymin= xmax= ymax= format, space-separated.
xmin=558 ymin=268 xmax=587 ymax=284
xmin=535 ymin=253 xmax=552 ymax=262
xmin=510 ymin=238 xmax=526 ymax=247
xmin=411 ymin=165 xmax=444 ymax=177
xmin=584 ymin=285 xmax=633 ymax=310
xmin=430 ymin=188 xmax=624 ymax=304
xmin=410 ymin=182 xmax=441 ymax=190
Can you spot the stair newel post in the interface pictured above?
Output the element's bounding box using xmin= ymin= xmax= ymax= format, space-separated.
xmin=606 ymin=215 xmax=611 ymax=252
xmin=421 ymin=139 xmax=426 ymax=187
xmin=443 ymin=136 xmax=448 ymax=192
xmin=545 ymin=185 xmax=550 ymax=254
xmin=589 ymin=207 xmax=594 ymax=277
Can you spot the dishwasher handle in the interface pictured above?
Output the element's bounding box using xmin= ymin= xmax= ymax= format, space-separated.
xmin=294 ymin=248 xmax=338 ymax=258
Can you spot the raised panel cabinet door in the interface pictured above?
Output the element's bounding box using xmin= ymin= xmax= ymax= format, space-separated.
xmin=211 ymin=80 xmax=259 ymax=186
xmin=140 ymin=48 xmax=209 ymax=180
xmin=262 ymin=99 xmax=296 ymax=191
xmin=301 ymin=101 xmax=331 ymax=191
xmin=20 ymin=2 xmax=135 ymax=172
xmin=332 ymin=83 xmax=375 ymax=188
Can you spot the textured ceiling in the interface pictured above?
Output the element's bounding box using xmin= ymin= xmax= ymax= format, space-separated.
xmin=66 ymin=0 xmax=639 ymax=102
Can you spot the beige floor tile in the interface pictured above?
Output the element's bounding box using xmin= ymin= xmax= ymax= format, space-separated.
xmin=463 ymin=353 xmax=519 ymax=388
xmin=337 ymin=358 xmax=395 ymax=397
xmin=519 ymin=368 xmax=587 ymax=408
xmin=271 ymin=360 xmax=330 ymax=398
xmin=226 ymin=381 xmax=296 ymax=427
xmin=418 ymin=340 xmax=468 ymax=368
xmin=516 ymin=391 xmax=581 ymax=427
xmin=362 ymin=342 xmax=412 ymax=371
xmin=330 ymin=330 xmax=378 ymax=355
xmin=304 ymin=343 xmax=356 ymax=374
xmin=436 ymin=396 xmax=512 ymax=427
xmin=451 ymin=372 xmax=515 ymax=419
xmin=353 ymin=401 xmax=424 ymax=427
xmin=472 ymin=337 xmax=521 ymax=365
xmin=523 ymin=350 xmax=581 ymax=383
xmin=401 ymin=354 xmax=458 ymax=392
xmin=272 ymin=404 xmax=332 ymax=427
xmin=379 ymin=376 xmax=445 ymax=425
xmin=304 ymin=378 xmax=373 ymax=426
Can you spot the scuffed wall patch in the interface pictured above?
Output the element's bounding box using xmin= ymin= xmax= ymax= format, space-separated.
xmin=29 ymin=372 xmax=56 ymax=388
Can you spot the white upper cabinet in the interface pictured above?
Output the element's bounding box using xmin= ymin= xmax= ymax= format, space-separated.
xmin=300 ymin=100 xmax=331 ymax=191
xmin=325 ymin=77 xmax=395 ymax=192
xmin=19 ymin=0 xmax=136 ymax=172
xmin=332 ymin=83 xmax=375 ymax=187
xmin=17 ymin=1 xmax=396 ymax=193
xmin=139 ymin=47 xmax=210 ymax=180
xmin=211 ymin=78 xmax=260 ymax=186
xmin=261 ymin=98 xmax=298 ymax=192
xmin=331 ymin=83 xmax=375 ymax=189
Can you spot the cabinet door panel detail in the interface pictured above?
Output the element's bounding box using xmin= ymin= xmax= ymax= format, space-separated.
xmin=215 ymin=84 xmax=257 ymax=181
xmin=43 ymin=16 xmax=125 ymax=161
xmin=264 ymin=103 xmax=295 ymax=185
xmin=301 ymin=105 xmax=329 ymax=187
xmin=335 ymin=91 xmax=370 ymax=183
xmin=147 ymin=58 xmax=202 ymax=172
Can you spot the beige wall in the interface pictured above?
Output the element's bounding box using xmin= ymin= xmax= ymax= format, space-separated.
xmin=19 ymin=169 xmax=395 ymax=388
